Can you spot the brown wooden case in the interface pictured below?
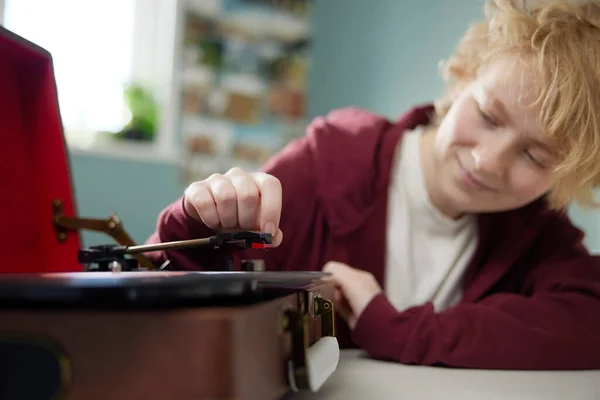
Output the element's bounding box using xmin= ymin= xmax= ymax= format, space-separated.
xmin=0 ymin=277 xmax=336 ymax=400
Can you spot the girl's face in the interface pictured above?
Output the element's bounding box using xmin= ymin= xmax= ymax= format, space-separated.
xmin=427 ymin=57 xmax=559 ymax=217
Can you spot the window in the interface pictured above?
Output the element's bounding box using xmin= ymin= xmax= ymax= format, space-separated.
xmin=1 ymin=0 xmax=180 ymax=162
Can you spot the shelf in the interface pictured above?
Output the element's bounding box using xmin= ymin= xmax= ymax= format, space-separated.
xmin=68 ymin=139 xmax=182 ymax=166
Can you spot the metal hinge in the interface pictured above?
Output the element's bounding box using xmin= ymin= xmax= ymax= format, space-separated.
xmin=52 ymin=199 xmax=156 ymax=270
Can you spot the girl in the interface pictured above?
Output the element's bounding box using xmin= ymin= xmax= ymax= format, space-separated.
xmin=146 ymin=0 xmax=600 ymax=370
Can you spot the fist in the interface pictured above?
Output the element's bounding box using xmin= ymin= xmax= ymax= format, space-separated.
xmin=184 ymin=167 xmax=283 ymax=247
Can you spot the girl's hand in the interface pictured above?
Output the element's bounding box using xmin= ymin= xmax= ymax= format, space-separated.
xmin=323 ymin=261 xmax=383 ymax=329
xmin=184 ymin=167 xmax=283 ymax=246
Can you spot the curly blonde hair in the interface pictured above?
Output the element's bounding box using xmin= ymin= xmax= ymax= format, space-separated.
xmin=435 ymin=0 xmax=600 ymax=209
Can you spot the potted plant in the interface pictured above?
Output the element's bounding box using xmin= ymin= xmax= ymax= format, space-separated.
xmin=114 ymin=83 xmax=159 ymax=141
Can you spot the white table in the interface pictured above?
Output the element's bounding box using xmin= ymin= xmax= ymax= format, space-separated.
xmin=292 ymin=350 xmax=600 ymax=400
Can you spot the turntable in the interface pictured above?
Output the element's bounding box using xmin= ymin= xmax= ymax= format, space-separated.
xmin=0 ymin=26 xmax=338 ymax=400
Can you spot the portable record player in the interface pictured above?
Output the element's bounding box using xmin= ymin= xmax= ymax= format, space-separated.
xmin=0 ymin=26 xmax=339 ymax=400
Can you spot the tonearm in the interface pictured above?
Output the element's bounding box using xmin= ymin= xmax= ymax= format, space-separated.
xmin=77 ymin=231 xmax=272 ymax=272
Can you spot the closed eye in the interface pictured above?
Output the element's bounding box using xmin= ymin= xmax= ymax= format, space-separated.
xmin=478 ymin=106 xmax=497 ymax=127
xmin=523 ymin=149 xmax=551 ymax=169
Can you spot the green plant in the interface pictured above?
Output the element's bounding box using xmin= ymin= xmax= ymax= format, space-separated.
xmin=115 ymin=83 xmax=159 ymax=141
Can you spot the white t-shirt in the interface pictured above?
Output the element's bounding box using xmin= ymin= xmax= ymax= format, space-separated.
xmin=385 ymin=127 xmax=478 ymax=312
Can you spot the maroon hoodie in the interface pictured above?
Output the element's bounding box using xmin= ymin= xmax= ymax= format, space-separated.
xmin=145 ymin=105 xmax=600 ymax=370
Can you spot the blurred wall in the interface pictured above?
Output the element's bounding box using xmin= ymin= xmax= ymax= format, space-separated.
xmin=71 ymin=0 xmax=600 ymax=252
xmin=308 ymin=0 xmax=484 ymax=118
xmin=69 ymin=154 xmax=182 ymax=247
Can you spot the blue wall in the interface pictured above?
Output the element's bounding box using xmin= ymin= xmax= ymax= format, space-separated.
xmin=308 ymin=0 xmax=485 ymax=118
xmin=569 ymin=204 xmax=600 ymax=253
xmin=69 ymin=154 xmax=183 ymax=247
xmin=70 ymin=0 xmax=600 ymax=252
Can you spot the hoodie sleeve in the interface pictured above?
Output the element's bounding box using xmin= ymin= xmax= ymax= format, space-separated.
xmin=350 ymin=211 xmax=600 ymax=370
xmin=145 ymin=107 xmax=395 ymax=271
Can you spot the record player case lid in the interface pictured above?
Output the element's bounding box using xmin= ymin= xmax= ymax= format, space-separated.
xmin=0 ymin=26 xmax=81 ymax=274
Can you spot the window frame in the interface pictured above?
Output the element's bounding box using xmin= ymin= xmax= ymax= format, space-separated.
xmin=0 ymin=0 xmax=183 ymax=165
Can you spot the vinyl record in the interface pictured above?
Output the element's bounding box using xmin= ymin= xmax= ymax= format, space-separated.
xmin=0 ymin=270 xmax=329 ymax=308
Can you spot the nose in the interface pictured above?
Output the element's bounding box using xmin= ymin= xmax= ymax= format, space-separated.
xmin=472 ymin=143 xmax=511 ymax=179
